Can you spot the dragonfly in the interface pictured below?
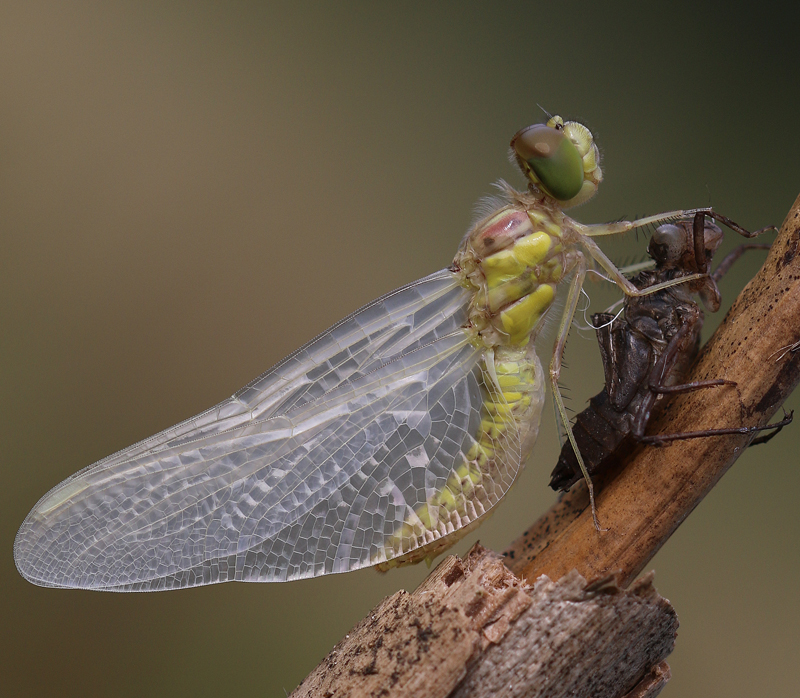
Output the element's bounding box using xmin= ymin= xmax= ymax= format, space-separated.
xmin=549 ymin=213 xmax=789 ymax=492
xmin=15 ymin=116 xmax=727 ymax=591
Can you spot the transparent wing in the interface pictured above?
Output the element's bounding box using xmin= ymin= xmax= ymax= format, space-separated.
xmin=14 ymin=269 xmax=500 ymax=590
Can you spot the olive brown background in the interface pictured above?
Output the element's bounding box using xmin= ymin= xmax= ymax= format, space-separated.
xmin=2 ymin=3 xmax=799 ymax=697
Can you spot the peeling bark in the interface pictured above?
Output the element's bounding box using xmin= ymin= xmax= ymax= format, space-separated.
xmin=292 ymin=546 xmax=677 ymax=698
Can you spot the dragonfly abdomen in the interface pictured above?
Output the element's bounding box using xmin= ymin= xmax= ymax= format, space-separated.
xmin=376 ymin=341 xmax=545 ymax=569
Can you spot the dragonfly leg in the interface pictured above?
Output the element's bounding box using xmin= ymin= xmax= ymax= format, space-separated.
xmin=578 ymin=208 xmax=712 ymax=238
xmin=581 ymin=235 xmax=706 ymax=299
xmin=692 ymin=209 xmax=779 ymax=239
xmin=633 ymin=312 xmax=794 ymax=443
xmin=636 ymin=337 xmax=793 ymax=445
xmin=637 ymin=410 xmax=793 ymax=444
xmin=627 ymin=310 xmax=730 ymax=439
xmin=580 ymin=208 xmax=777 ymax=240
xmin=651 ymin=379 xmax=735 ymax=395
xmin=549 ymin=254 xmax=606 ymax=531
xmin=749 ymin=412 xmax=793 ymax=445
xmin=646 ymin=309 xmax=736 ymax=396
xmin=615 ymin=259 xmax=656 ymax=276
xmin=769 ymin=340 xmax=800 ymax=362
xmin=691 ymin=209 xmax=775 ymax=285
xmin=711 ymin=243 xmax=771 ymax=283
xmin=682 ymin=212 xmax=771 ymax=312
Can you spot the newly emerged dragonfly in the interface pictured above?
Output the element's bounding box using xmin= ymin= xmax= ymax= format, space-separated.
xmin=549 ymin=213 xmax=789 ymax=492
xmin=15 ymin=117 xmax=726 ymax=591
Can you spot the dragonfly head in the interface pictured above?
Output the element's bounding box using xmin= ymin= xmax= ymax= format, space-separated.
xmin=649 ymin=219 xmax=725 ymax=311
xmin=649 ymin=220 xmax=723 ymax=272
xmin=510 ymin=116 xmax=602 ymax=208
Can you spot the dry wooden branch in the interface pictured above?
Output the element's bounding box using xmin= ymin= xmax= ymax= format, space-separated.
xmin=291 ymin=193 xmax=800 ymax=697
xmin=292 ymin=545 xmax=677 ymax=698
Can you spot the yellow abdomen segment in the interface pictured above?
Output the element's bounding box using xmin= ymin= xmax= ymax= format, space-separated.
xmin=377 ymin=343 xmax=545 ymax=569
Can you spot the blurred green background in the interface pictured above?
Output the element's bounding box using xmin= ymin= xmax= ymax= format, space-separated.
xmin=2 ymin=3 xmax=798 ymax=696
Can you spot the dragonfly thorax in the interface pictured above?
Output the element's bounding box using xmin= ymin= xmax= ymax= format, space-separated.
xmin=455 ymin=197 xmax=576 ymax=348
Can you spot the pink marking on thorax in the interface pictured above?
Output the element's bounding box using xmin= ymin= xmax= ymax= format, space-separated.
xmin=480 ymin=210 xmax=529 ymax=243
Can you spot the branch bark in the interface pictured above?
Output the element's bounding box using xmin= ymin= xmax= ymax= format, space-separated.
xmin=292 ymin=546 xmax=678 ymax=698
xmin=290 ymin=193 xmax=800 ymax=697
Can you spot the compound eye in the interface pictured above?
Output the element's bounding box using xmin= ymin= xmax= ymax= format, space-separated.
xmin=511 ymin=124 xmax=584 ymax=201
xmin=649 ymin=223 xmax=685 ymax=265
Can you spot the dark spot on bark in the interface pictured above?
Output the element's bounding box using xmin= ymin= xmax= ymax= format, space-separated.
xmin=464 ymin=595 xmax=487 ymax=618
xmin=442 ymin=564 xmax=464 ymax=586
xmin=361 ymin=656 xmax=379 ymax=675
xmin=754 ymin=382 xmax=784 ymax=415
xmin=753 ymin=357 xmax=800 ymax=414
xmin=413 ymin=619 xmax=436 ymax=647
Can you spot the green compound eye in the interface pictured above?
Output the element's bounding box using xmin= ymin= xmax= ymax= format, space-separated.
xmin=511 ymin=124 xmax=584 ymax=201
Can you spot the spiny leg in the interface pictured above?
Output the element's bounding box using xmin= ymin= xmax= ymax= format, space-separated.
xmin=548 ymin=253 xmax=606 ymax=530
xmin=581 ymin=234 xmax=706 ymax=299
xmin=615 ymin=259 xmax=656 ymax=276
xmin=582 ymin=210 xmax=775 ymax=302
xmin=577 ymin=208 xmax=777 ymax=240
xmin=576 ymin=208 xmax=715 ymax=238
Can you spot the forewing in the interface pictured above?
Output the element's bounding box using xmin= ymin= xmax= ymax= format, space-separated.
xmin=15 ymin=270 xmax=487 ymax=590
